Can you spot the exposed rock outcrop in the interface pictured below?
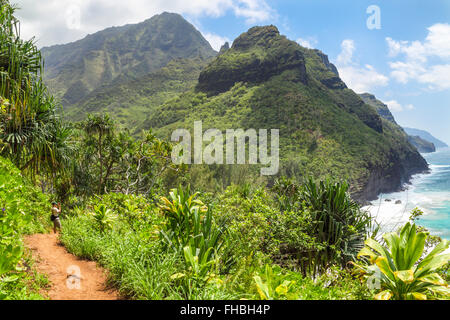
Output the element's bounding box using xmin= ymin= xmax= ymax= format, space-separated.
xmin=197 ymin=26 xmax=307 ymax=95
xmin=408 ymin=135 xmax=436 ymax=153
xmin=352 ymin=148 xmax=429 ymax=204
xmin=359 ymin=93 xmax=397 ymax=124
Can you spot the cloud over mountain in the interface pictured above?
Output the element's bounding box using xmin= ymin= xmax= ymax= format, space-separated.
xmin=15 ymin=0 xmax=276 ymax=47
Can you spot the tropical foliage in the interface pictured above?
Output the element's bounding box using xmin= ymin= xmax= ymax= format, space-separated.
xmin=0 ymin=157 xmax=49 ymax=299
xmin=59 ymin=184 xmax=373 ymax=300
xmin=1 ymin=0 xmax=447 ymax=302
xmin=0 ymin=0 xmax=73 ymax=179
xmin=355 ymin=222 xmax=450 ymax=300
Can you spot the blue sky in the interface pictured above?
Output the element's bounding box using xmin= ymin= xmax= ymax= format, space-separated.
xmin=15 ymin=0 xmax=450 ymax=143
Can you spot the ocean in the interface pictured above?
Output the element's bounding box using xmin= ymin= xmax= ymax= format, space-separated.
xmin=364 ymin=147 xmax=450 ymax=240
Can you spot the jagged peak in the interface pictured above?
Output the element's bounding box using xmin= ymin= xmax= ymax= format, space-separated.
xmin=218 ymin=42 xmax=230 ymax=55
xmin=231 ymin=25 xmax=280 ymax=50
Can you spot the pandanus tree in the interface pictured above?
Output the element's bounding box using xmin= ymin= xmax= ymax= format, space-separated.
xmin=83 ymin=114 xmax=114 ymax=194
xmin=0 ymin=0 xmax=73 ymax=179
xmin=297 ymin=178 xmax=374 ymax=275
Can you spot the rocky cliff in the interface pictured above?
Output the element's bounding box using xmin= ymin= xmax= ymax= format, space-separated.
xmin=407 ymin=135 xmax=436 ymax=153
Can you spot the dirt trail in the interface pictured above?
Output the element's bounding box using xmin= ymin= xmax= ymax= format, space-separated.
xmin=24 ymin=233 xmax=121 ymax=300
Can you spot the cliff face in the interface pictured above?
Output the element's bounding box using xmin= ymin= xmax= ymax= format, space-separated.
xmin=352 ymin=145 xmax=429 ymax=203
xmin=197 ymin=26 xmax=307 ymax=95
xmin=408 ymin=135 xmax=436 ymax=153
xmin=355 ymin=93 xmax=430 ymax=202
xmin=359 ymin=93 xmax=397 ymax=124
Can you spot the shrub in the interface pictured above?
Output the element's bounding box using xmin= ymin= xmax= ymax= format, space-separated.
xmin=0 ymin=157 xmax=49 ymax=299
xmin=355 ymin=222 xmax=450 ymax=300
xmin=252 ymin=264 xmax=298 ymax=300
xmin=91 ymin=204 xmax=116 ymax=232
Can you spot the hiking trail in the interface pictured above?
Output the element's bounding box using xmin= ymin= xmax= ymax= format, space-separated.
xmin=24 ymin=233 xmax=121 ymax=300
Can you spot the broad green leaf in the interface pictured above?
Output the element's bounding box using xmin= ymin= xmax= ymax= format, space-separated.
xmin=404 ymin=229 xmax=426 ymax=270
xmin=365 ymin=238 xmax=385 ymax=256
xmin=374 ymin=290 xmax=392 ymax=300
xmin=394 ymin=270 xmax=414 ymax=283
xmin=253 ymin=276 xmax=269 ymax=300
xmin=410 ymin=292 xmax=427 ymax=300
xmin=383 ymin=232 xmax=401 ymax=267
xmin=375 ymin=257 xmax=395 ymax=281
xmin=357 ymin=247 xmax=377 ymax=263
xmin=418 ymin=273 xmax=446 ymax=286
xmin=428 ymin=285 xmax=450 ymax=298
xmin=416 ymin=254 xmax=450 ymax=278
xmin=418 ymin=240 xmax=449 ymax=269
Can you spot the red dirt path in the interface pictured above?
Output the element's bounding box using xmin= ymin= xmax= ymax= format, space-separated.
xmin=24 ymin=233 xmax=121 ymax=300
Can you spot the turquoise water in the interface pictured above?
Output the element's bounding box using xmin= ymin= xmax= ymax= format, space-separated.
xmin=365 ymin=147 xmax=450 ymax=239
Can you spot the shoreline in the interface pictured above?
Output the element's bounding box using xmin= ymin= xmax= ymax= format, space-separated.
xmin=363 ymin=148 xmax=450 ymax=240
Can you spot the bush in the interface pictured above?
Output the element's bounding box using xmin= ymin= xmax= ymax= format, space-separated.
xmin=0 ymin=157 xmax=50 ymax=299
xmin=355 ymin=222 xmax=450 ymax=300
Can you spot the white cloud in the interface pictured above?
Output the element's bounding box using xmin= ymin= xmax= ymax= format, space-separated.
xmin=296 ymin=37 xmax=318 ymax=49
xmin=202 ymin=32 xmax=230 ymax=51
xmin=14 ymin=0 xmax=276 ymax=47
xmin=336 ymin=39 xmax=355 ymax=66
xmin=385 ymin=100 xmax=415 ymax=112
xmin=418 ymin=64 xmax=450 ymax=91
xmin=232 ymin=0 xmax=275 ymax=24
xmin=335 ymin=39 xmax=389 ymax=93
xmin=386 ymin=23 xmax=450 ymax=91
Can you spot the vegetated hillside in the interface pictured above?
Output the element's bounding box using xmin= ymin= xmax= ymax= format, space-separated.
xmin=141 ymin=25 xmax=428 ymax=203
xmin=360 ymin=93 xmax=442 ymax=154
xmin=407 ymin=135 xmax=436 ymax=153
xmin=42 ymin=12 xmax=216 ymax=106
xmin=0 ymin=156 xmax=50 ymax=299
xmin=63 ymin=57 xmax=212 ymax=128
xmin=359 ymin=93 xmax=397 ymax=124
xmin=404 ymin=127 xmax=449 ymax=149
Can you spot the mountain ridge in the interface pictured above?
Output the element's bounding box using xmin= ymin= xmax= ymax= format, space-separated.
xmin=42 ymin=12 xmax=217 ymax=106
xmin=403 ymin=127 xmax=448 ymax=149
xmin=41 ymin=15 xmax=429 ymax=203
xmin=359 ymin=93 xmax=447 ymax=153
xmin=138 ymin=25 xmax=428 ymax=202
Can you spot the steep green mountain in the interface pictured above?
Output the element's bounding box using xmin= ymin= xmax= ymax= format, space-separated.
xmin=360 ymin=93 xmax=446 ymax=153
xmin=63 ymin=57 xmax=211 ymax=128
xmin=404 ymin=127 xmax=448 ymax=149
xmin=42 ymin=12 xmax=216 ymax=106
xmin=140 ymin=25 xmax=428 ymax=202
xmin=407 ymin=135 xmax=436 ymax=153
xmin=359 ymin=93 xmax=397 ymax=124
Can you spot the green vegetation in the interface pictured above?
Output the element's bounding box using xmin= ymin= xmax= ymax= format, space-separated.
xmin=0 ymin=157 xmax=50 ymax=299
xmin=354 ymin=222 xmax=449 ymax=300
xmin=42 ymin=12 xmax=216 ymax=106
xmin=1 ymin=1 xmax=447 ymax=301
xmin=0 ymin=1 xmax=73 ymax=179
xmin=139 ymin=26 xmax=427 ymax=202
xmin=407 ymin=135 xmax=436 ymax=153
xmin=359 ymin=93 xmax=397 ymax=124
xmin=59 ymin=184 xmax=373 ymax=300
xmin=63 ymin=58 xmax=212 ymax=130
